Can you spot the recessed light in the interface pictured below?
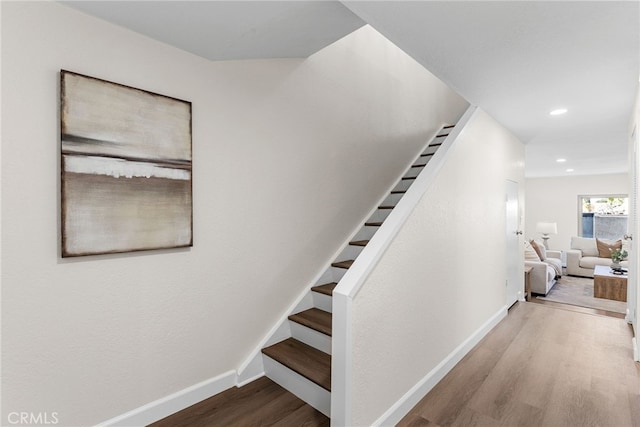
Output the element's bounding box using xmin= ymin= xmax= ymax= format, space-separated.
xmin=556 ymin=158 xmax=566 ymax=163
xmin=550 ymin=108 xmax=568 ymax=116
xmin=566 ymin=168 xmax=574 ymax=172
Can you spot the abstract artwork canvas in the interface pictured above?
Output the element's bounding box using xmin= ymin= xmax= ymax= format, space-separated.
xmin=60 ymin=70 xmax=192 ymax=257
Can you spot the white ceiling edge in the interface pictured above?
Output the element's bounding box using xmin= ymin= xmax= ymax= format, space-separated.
xmin=59 ymin=1 xmax=366 ymax=61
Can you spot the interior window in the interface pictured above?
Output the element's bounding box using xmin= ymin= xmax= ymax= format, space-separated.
xmin=578 ymin=195 xmax=628 ymax=239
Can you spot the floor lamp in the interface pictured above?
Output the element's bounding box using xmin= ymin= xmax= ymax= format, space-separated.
xmin=536 ymin=222 xmax=557 ymax=249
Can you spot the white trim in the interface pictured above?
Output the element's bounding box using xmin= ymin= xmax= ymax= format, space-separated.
xmin=97 ymin=370 xmax=237 ymax=427
xmin=633 ymin=337 xmax=639 ymax=362
xmin=330 ymin=294 xmax=352 ymax=425
xmin=372 ymin=305 xmax=508 ymax=427
xmin=334 ymin=106 xmax=478 ymax=301
xmin=331 ymin=107 xmax=478 ymax=426
xmin=237 ymin=373 xmax=265 ymax=388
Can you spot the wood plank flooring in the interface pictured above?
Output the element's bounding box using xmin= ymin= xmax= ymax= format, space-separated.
xmin=398 ymin=302 xmax=640 ymax=427
xmin=148 ymin=376 xmax=328 ymax=427
xmin=148 ymin=301 xmax=637 ymax=427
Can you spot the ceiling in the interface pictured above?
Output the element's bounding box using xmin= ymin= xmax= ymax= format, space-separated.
xmin=61 ymin=1 xmax=639 ymax=178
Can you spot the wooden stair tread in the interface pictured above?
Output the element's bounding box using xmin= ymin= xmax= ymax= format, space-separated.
xmin=332 ymin=259 xmax=354 ymax=269
xmin=401 ymin=176 xmax=417 ymax=180
xmin=436 ymin=133 xmax=449 ymax=137
xmin=378 ymin=205 xmax=394 ymax=209
xmin=365 ymin=221 xmax=383 ymax=226
xmin=391 ymin=190 xmax=407 ymax=194
xmin=262 ymin=338 xmax=331 ymax=391
xmin=349 ymin=240 xmax=369 ymax=247
xmin=311 ymin=282 xmax=337 ymax=296
xmin=289 ymin=308 xmax=332 ymax=336
xmin=443 ymin=124 xmax=455 ymax=129
xmin=420 ymin=153 xmax=434 ymax=157
xmin=412 ymin=163 xmax=427 ymax=168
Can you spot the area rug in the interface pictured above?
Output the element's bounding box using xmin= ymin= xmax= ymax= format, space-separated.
xmin=536 ymin=275 xmax=627 ymax=314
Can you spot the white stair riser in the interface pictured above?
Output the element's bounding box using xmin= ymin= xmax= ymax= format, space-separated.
xmin=263 ymin=356 xmax=331 ymax=417
xmin=312 ymin=292 xmax=332 ymax=313
xmin=336 ymin=245 xmax=363 ymax=262
xmin=290 ymin=322 xmax=331 ymax=355
xmin=382 ymin=193 xmax=404 ymax=206
xmin=351 ymin=226 xmax=377 ymax=243
xmin=331 ymin=266 xmax=348 ymax=282
xmin=367 ymin=209 xmax=392 ymax=223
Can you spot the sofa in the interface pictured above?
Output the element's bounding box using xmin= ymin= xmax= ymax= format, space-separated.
xmin=525 ymin=240 xmax=562 ymax=295
xmin=566 ymin=236 xmax=629 ymax=278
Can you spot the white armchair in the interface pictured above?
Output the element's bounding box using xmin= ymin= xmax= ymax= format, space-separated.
xmin=524 ymin=239 xmax=562 ymax=296
xmin=526 ymin=250 xmax=562 ymax=295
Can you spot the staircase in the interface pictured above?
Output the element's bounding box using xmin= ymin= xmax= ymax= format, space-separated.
xmin=260 ymin=125 xmax=455 ymax=418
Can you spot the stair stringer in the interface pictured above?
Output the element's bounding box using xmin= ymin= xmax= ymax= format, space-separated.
xmin=330 ymin=105 xmax=478 ymax=426
xmin=236 ymin=124 xmax=455 ymax=386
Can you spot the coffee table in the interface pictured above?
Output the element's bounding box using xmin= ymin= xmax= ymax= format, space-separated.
xmin=593 ymin=265 xmax=627 ymax=302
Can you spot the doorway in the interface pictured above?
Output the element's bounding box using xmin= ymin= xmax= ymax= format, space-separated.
xmin=506 ymin=180 xmax=521 ymax=307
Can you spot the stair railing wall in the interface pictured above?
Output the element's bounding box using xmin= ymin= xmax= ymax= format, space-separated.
xmin=236 ymin=116 xmax=467 ymax=386
xmin=331 ymin=105 xmax=478 ymax=426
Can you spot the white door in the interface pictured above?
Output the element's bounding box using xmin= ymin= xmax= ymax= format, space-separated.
xmin=506 ymin=180 xmax=521 ymax=307
xmin=627 ymin=123 xmax=638 ymax=361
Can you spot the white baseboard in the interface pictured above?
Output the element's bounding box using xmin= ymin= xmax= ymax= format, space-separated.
xmin=372 ymin=305 xmax=508 ymax=426
xmin=97 ymin=370 xmax=237 ymax=427
xmin=633 ymin=337 xmax=639 ymax=362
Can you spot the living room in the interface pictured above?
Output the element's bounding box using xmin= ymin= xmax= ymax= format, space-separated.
xmin=525 ymin=172 xmax=630 ymax=316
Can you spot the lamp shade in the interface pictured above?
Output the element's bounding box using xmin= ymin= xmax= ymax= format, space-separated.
xmin=536 ymin=222 xmax=557 ymax=235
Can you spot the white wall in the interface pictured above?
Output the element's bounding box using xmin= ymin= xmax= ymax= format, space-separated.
xmin=0 ymin=2 xmax=468 ymax=425
xmin=525 ymin=174 xmax=628 ymax=252
xmin=629 ymin=83 xmax=640 ymax=355
xmin=348 ymin=109 xmax=525 ymax=426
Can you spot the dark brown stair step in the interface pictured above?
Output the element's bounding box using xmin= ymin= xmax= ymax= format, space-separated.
xmin=401 ymin=176 xmax=417 ymax=180
xmin=436 ymin=133 xmax=449 ymax=137
xmin=420 ymin=153 xmax=434 ymax=157
xmin=430 ymin=142 xmax=443 ymax=147
xmin=443 ymin=124 xmax=455 ymax=129
xmin=262 ymin=338 xmax=331 ymax=391
xmin=332 ymin=260 xmax=354 ymax=269
xmin=412 ymin=163 xmax=427 ymax=168
xmin=365 ymin=221 xmax=383 ymax=227
xmin=311 ymin=282 xmax=337 ymax=296
xmin=378 ymin=205 xmax=394 ymax=210
xmin=349 ymin=240 xmax=369 ymax=247
xmin=289 ymin=308 xmax=332 ymax=336
xmin=391 ymin=190 xmax=407 ymax=194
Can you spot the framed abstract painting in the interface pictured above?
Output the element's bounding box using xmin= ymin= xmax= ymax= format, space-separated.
xmin=60 ymin=70 xmax=192 ymax=257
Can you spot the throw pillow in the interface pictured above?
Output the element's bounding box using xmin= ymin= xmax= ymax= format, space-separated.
xmin=530 ymin=239 xmax=546 ymax=261
xmin=524 ymin=241 xmax=541 ymax=262
xmin=596 ymin=238 xmax=622 ymax=258
xmin=571 ymin=236 xmax=599 ymax=257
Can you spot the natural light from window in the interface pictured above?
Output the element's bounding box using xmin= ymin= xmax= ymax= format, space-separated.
xmin=578 ymin=195 xmax=629 ymax=239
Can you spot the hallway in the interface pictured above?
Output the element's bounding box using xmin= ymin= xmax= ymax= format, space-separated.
xmin=399 ymin=302 xmax=640 ymax=426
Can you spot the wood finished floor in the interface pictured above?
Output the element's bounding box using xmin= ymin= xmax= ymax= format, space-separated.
xmin=398 ymin=302 xmax=640 ymax=427
xmin=148 ymin=301 xmax=638 ymax=426
xmin=149 ymin=376 xmax=328 ymax=427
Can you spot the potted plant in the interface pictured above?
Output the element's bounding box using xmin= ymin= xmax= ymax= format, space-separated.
xmin=610 ymin=247 xmax=628 ymax=269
